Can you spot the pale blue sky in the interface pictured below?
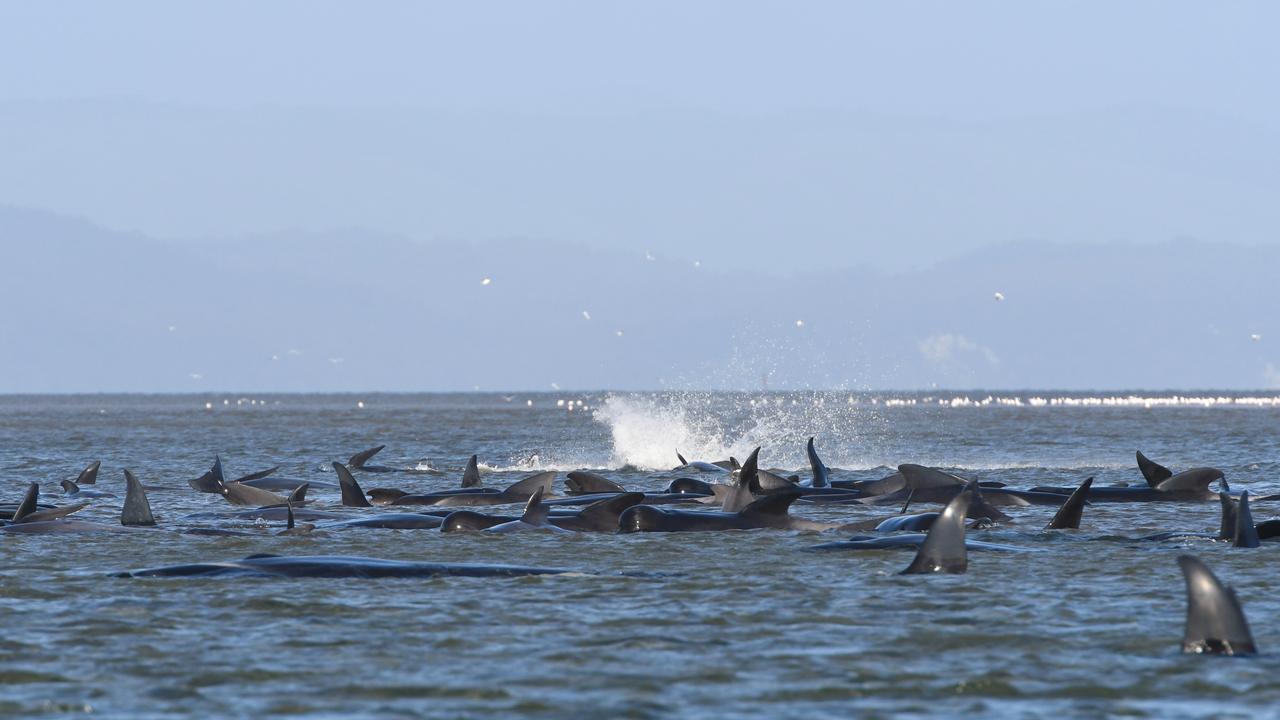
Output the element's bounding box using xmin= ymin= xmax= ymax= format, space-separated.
xmin=2 ymin=2 xmax=1278 ymax=391
xmin=2 ymin=1 xmax=1277 ymax=271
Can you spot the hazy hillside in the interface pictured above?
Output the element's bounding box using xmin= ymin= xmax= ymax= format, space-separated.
xmin=1 ymin=206 xmax=1275 ymax=391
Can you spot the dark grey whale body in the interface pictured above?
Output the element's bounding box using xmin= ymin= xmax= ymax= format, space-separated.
xmin=116 ymin=554 xmax=582 ymax=579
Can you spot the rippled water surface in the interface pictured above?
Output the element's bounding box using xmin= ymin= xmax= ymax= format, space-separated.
xmin=2 ymin=392 xmax=1279 ymax=718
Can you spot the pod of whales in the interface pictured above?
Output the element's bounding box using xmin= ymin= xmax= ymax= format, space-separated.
xmin=6 ymin=440 xmax=1274 ymax=659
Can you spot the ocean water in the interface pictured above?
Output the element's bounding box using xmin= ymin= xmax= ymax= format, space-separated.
xmin=1 ymin=391 xmax=1279 ymax=719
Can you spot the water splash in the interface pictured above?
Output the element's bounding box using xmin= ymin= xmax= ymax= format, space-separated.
xmin=591 ymin=392 xmax=884 ymax=471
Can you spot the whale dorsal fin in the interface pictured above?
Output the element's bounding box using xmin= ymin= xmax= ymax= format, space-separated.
xmin=333 ymin=462 xmax=371 ymax=507
xmin=1046 ymin=477 xmax=1092 ymax=530
xmin=1136 ymin=451 xmax=1173 ymax=488
xmin=287 ymin=483 xmax=310 ymax=505
xmin=11 ymin=483 xmax=39 ymax=523
xmin=1156 ymin=468 xmax=1224 ymax=494
xmin=1218 ymin=492 xmax=1238 ymax=540
xmin=901 ymin=487 xmax=972 ymax=574
xmin=1178 ymin=555 xmax=1257 ymax=655
xmin=566 ymin=471 xmax=625 ymax=494
xmin=244 ymin=553 xmax=280 ymax=560
xmin=233 ymin=466 xmax=280 ymax=484
xmin=676 ymin=450 xmax=688 ymax=466
xmin=61 ymin=479 xmax=80 ymax=495
xmin=577 ymin=492 xmax=644 ymax=530
xmin=503 ymin=471 xmax=554 ymax=499
xmin=348 ymin=445 xmax=385 ymax=469
xmin=286 ymin=501 xmax=296 ymax=530
xmin=739 ymin=490 xmax=801 ymax=518
xmin=121 ymin=469 xmax=156 ymax=527
xmin=1233 ymin=491 xmax=1260 ymax=548
xmin=77 ymin=460 xmax=101 ymax=485
xmin=807 ymin=437 xmax=829 ymax=488
xmin=966 ymin=482 xmax=1011 ymax=523
xmin=521 ymin=487 xmax=549 ymax=525
xmin=461 ymin=455 xmax=481 ymax=488
xmin=721 ymin=447 xmax=761 ymax=512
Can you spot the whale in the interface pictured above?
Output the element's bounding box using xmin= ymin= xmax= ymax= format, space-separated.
xmin=808 ymin=486 xmax=1029 ymax=558
xmin=1045 ymin=477 xmax=1093 ymax=530
xmin=1177 ymin=555 xmax=1256 ymax=655
xmin=115 ymin=554 xmax=585 ymax=579
xmin=1 ymin=484 xmax=90 ymax=524
xmin=442 ymin=492 xmax=644 ymax=532
xmin=219 ymin=478 xmax=309 ymax=508
xmin=188 ymin=456 xmax=313 ymax=494
xmin=806 ymin=436 xmax=830 ymax=488
xmin=365 ymin=455 xmax=494 ymax=505
xmin=392 ymin=472 xmax=555 ymax=507
xmin=618 ymin=490 xmax=852 ymax=533
xmin=73 ymin=460 xmax=101 ymax=485
xmin=481 ymin=488 xmax=572 ymax=534
xmin=1033 ymin=454 xmax=1226 ymax=502
xmin=3 ymin=470 xmax=155 ymax=533
xmin=60 ymin=479 xmax=115 ymax=499
xmin=344 ymin=444 xmax=422 ymax=473
xmin=673 ymin=450 xmax=731 ymax=473
xmin=901 ymin=487 xmax=974 ymax=574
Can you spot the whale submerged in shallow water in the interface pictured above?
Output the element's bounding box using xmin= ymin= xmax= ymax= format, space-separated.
xmin=116 ymin=554 xmax=590 ymax=579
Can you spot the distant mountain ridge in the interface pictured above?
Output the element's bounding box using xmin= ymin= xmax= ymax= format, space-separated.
xmin=1 ymin=205 xmax=1276 ymax=392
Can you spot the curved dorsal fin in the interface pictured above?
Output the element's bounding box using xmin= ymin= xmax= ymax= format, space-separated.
xmin=1136 ymin=450 xmax=1173 ymax=488
xmin=286 ymin=500 xmax=296 ymax=530
xmin=1217 ymin=492 xmax=1238 ymax=541
xmin=577 ymin=492 xmax=644 ymax=530
xmin=333 ymin=462 xmax=371 ymax=507
xmin=1233 ymin=491 xmax=1260 ymax=548
xmin=807 ymin=436 xmax=829 ymax=488
xmin=1046 ymin=477 xmax=1092 ymax=530
xmin=1178 ymin=555 xmax=1257 ymax=655
xmin=676 ymin=450 xmax=688 ymax=466
xmin=121 ymin=469 xmax=156 ymax=527
xmin=287 ymin=483 xmax=310 ymax=505
xmin=461 ymin=455 xmax=482 ymax=488
xmin=348 ymin=445 xmax=385 ymax=469
xmin=902 ymin=487 xmax=972 ymax=574
xmin=77 ymin=460 xmax=101 ymax=485
xmin=61 ymin=479 xmax=80 ymax=495
xmin=11 ymin=483 xmax=39 ymax=523
xmin=521 ymin=487 xmax=549 ymax=524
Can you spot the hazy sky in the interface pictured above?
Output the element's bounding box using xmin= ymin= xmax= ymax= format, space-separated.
xmin=2 ymin=1 xmax=1278 ymax=271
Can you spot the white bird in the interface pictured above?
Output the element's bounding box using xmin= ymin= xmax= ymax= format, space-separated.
xmin=795 ymin=320 xmax=805 ymax=328
xmin=994 ymin=292 xmax=1005 ymax=301
xmin=481 ymin=277 xmax=492 ymax=286
xmin=582 ymin=311 xmax=591 ymax=320
xmin=1251 ymin=334 xmax=1262 ymax=342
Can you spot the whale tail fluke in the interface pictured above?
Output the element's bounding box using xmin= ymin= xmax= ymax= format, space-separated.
xmin=348 ymin=445 xmax=385 ymax=469
xmin=1136 ymin=451 xmax=1173 ymax=488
